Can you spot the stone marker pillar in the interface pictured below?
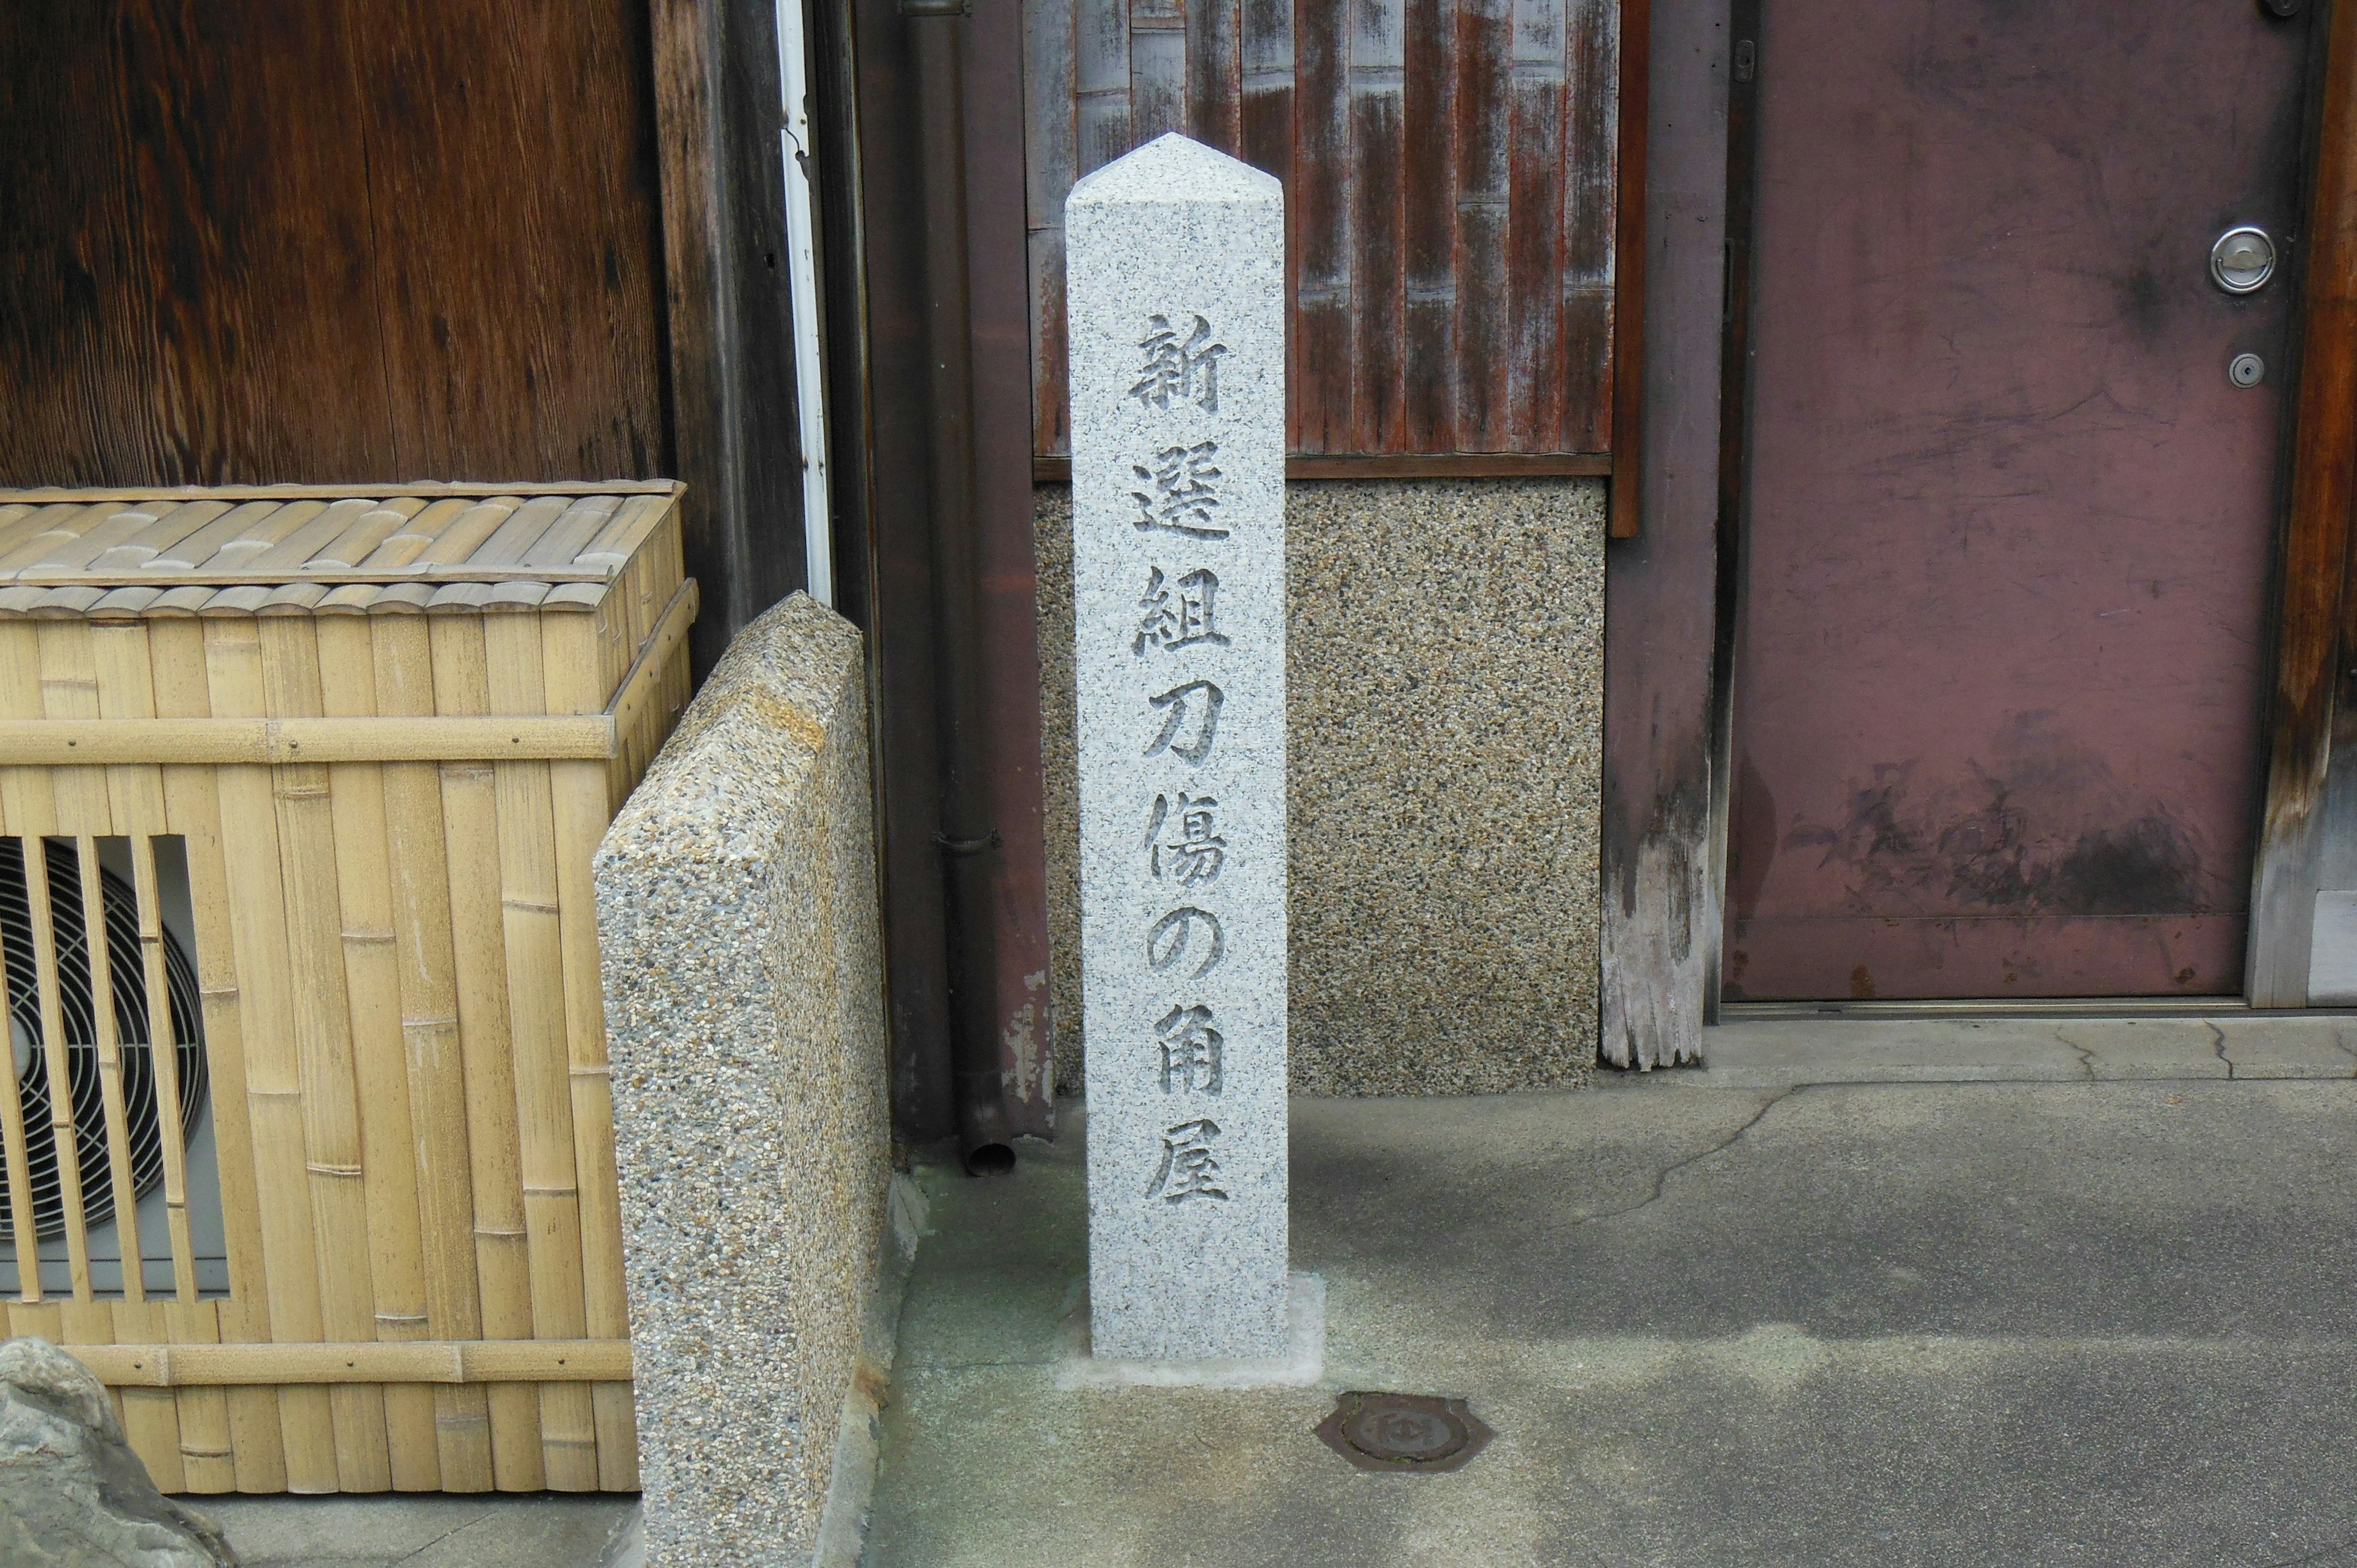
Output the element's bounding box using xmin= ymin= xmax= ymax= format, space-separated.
xmin=1067 ymin=133 xmax=1290 ymax=1362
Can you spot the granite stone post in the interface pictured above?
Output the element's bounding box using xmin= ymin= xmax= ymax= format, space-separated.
xmin=595 ymin=595 xmax=892 ymax=1566
xmin=1067 ymin=134 xmax=1290 ymax=1362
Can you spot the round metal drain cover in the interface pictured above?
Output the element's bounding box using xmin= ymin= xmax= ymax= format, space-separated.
xmin=1314 ymin=1392 xmax=1493 ymax=1473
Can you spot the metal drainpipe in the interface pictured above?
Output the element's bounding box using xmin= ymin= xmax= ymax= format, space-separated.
xmin=907 ymin=0 xmax=1015 ymax=1176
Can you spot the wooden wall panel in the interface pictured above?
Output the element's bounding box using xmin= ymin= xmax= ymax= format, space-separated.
xmin=650 ymin=0 xmax=815 ymax=677
xmin=1024 ymin=0 xmax=1624 ymax=458
xmin=0 ymin=1 xmax=667 ymax=492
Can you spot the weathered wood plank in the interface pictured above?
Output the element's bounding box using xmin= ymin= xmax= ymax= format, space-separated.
xmin=1189 ymin=0 xmax=1244 ymax=153
xmin=0 ymin=4 xmax=666 ymax=490
xmin=1403 ymin=0 xmax=1462 ymax=450
xmin=1238 ymin=0 xmax=1295 ymax=182
xmin=1028 ymin=0 xmax=1631 ymax=460
xmin=0 ymin=2 xmax=397 ymax=485
xmin=1028 ymin=0 xmax=1080 ymax=457
xmin=1507 ymin=0 xmax=1569 ymax=450
xmin=1293 ymin=0 xmax=1354 ymax=451
xmin=969 ymin=0 xmax=1061 ymax=1134
xmin=352 ymin=3 xmax=665 ymax=485
xmin=1608 ymin=0 xmax=1650 ymax=536
xmin=1600 ymin=0 xmax=1728 ymax=1067
xmin=1350 ymin=0 xmax=1411 ymax=451
xmin=1077 ymin=0 xmax=1135 ymax=174
xmin=1454 ymin=0 xmax=1514 ymax=452
xmin=649 ymin=0 xmax=810 ymax=675
xmin=1131 ymin=0 xmax=1191 ymax=143
xmin=1563 ymin=0 xmax=1619 ymax=452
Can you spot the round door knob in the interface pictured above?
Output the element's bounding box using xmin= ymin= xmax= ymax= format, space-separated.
xmin=2212 ymin=226 xmax=2278 ymax=294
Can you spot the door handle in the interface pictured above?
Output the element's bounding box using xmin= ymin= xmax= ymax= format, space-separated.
xmin=2212 ymin=226 xmax=2278 ymax=294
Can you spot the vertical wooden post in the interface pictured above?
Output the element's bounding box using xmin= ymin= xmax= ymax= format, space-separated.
xmin=650 ymin=0 xmax=812 ymax=676
xmin=1599 ymin=0 xmax=1730 ymax=1067
xmin=2251 ymin=0 xmax=2357 ymax=1006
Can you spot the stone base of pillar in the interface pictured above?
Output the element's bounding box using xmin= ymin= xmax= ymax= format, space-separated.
xmin=1055 ymin=1273 xmax=1326 ymax=1391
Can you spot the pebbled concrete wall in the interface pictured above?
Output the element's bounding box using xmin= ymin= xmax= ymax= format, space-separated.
xmin=595 ymin=595 xmax=890 ymax=1566
xmin=1038 ymin=479 xmax=1605 ymax=1097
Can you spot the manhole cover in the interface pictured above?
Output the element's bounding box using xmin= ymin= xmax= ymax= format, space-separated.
xmin=1314 ymin=1392 xmax=1492 ymax=1473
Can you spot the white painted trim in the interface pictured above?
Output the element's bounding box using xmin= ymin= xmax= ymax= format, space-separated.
xmin=776 ymin=0 xmax=836 ymax=608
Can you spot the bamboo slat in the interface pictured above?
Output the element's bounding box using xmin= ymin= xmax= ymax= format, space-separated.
xmin=0 ymin=713 xmax=619 ymax=766
xmin=149 ymin=616 xmax=288 ymax=1492
xmin=149 ymin=500 xmax=324 ymax=576
xmin=201 ymin=617 xmax=338 ymax=1493
xmin=484 ymin=613 xmax=595 ymax=1490
xmin=0 ymin=622 xmax=61 ymax=838
xmin=0 ymin=840 xmax=40 ymax=1292
xmin=542 ymin=611 xmax=638 ymax=1488
xmin=315 ymin=612 xmax=440 ymax=1491
xmin=112 ymin=1298 xmax=184 ymax=1491
xmin=67 ymin=1336 xmax=634 ymax=1387
xmin=77 ymin=839 xmax=145 ymax=1305
xmin=37 ymin=622 xmax=111 ymax=833
xmin=372 ymin=612 xmax=495 ymax=1492
xmin=165 ymin=1298 xmax=235 ymax=1493
xmin=90 ymin=622 xmax=168 ymax=833
xmin=351 ymin=497 xmax=474 ymax=576
xmin=4 ymin=506 xmax=150 ymax=574
xmin=0 ymin=504 xmax=74 ymax=563
xmin=427 ymin=613 xmax=543 ymax=1491
xmin=0 ymin=504 xmax=107 ymax=574
xmin=22 ymin=838 xmax=93 ymax=1297
xmin=59 ymin=1299 xmax=137 ymax=1462
xmin=128 ymin=838 xmax=198 ymax=1297
xmin=257 ymin=617 xmax=392 ymax=1493
xmin=91 ymin=500 xmax=234 ymax=575
xmin=0 ymin=481 xmax=679 ymax=504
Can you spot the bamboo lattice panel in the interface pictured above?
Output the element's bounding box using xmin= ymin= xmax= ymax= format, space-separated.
xmin=0 ymin=481 xmax=692 ymax=1493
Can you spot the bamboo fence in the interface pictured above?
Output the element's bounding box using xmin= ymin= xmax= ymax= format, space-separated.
xmin=0 ymin=482 xmax=691 ymax=1491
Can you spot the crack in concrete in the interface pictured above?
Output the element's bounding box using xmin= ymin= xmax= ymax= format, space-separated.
xmin=1577 ymin=1087 xmax=1802 ymax=1226
xmin=390 ymin=1512 xmax=493 ymax=1566
xmin=2052 ymin=1028 xmax=2099 ymax=1081
xmin=2208 ymin=1021 xmax=2236 ymax=1080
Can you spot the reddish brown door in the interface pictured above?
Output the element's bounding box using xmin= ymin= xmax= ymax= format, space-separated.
xmin=1724 ymin=2 xmax=2318 ymax=1001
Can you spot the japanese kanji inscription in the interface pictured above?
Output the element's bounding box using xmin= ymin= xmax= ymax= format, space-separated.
xmin=1068 ymin=134 xmax=1290 ymax=1362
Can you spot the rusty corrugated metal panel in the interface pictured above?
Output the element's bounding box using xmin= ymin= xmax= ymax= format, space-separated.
xmin=1022 ymin=0 xmax=1623 ymax=458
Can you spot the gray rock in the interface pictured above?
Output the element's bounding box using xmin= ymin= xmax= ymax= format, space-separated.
xmin=0 ymin=1337 xmax=238 ymax=1566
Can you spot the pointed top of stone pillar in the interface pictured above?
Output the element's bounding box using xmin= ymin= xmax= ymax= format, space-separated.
xmin=1067 ymin=132 xmax=1282 ymax=210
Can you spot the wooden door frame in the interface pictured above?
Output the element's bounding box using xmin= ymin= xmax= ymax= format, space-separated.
xmin=2250 ymin=0 xmax=2357 ymax=1008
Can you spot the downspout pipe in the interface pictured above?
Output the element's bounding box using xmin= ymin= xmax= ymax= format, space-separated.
xmin=907 ymin=0 xmax=1015 ymax=1176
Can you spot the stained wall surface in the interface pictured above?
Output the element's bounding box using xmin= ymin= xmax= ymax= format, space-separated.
xmin=1039 ymin=479 xmax=1604 ymax=1096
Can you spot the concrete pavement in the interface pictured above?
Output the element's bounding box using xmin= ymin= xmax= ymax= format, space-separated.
xmin=195 ymin=1493 xmax=638 ymax=1567
xmin=865 ymin=1054 xmax=2357 ymax=1567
